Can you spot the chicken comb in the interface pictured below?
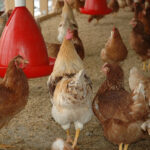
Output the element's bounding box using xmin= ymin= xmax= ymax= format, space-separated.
xmin=102 ymin=62 xmax=109 ymax=68
xmin=112 ymin=26 xmax=117 ymax=32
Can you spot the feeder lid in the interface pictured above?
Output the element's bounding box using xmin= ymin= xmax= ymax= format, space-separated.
xmin=15 ymin=0 xmax=26 ymax=7
xmin=0 ymin=2 xmax=54 ymax=78
xmin=80 ymin=0 xmax=112 ymax=15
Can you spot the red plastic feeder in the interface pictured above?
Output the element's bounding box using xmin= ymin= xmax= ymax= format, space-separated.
xmin=80 ymin=0 xmax=112 ymax=15
xmin=0 ymin=0 xmax=54 ymax=78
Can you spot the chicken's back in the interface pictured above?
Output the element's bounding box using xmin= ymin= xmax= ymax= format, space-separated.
xmin=52 ymin=71 xmax=92 ymax=128
xmin=93 ymin=88 xmax=147 ymax=145
xmin=93 ymin=89 xmax=131 ymax=123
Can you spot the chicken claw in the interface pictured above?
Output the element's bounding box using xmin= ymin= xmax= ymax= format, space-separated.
xmin=72 ymin=129 xmax=80 ymax=148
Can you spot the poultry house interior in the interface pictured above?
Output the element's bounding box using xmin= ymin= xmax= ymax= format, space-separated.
xmin=0 ymin=0 xmax=150 ymax=150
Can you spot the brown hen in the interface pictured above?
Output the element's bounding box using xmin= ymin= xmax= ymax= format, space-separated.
xmin=134 ymin=1 xmax=150 ymax=34
xmin=101 ymin=27 xmax=128 ymax=64
xmin=93 ymin=63 xmax=149 ymax=150
xmin=108 ymin=0 xmax=120 ymax=13
xmin=130 ymin=18 xmax=150 ymax=71
xmin=0 ymin=55 xmax=29 ymax=148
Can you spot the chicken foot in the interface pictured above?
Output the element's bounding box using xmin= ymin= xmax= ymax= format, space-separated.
xmin=119 ymin=143 xmax=129 ymax=150
xmin=72 ymin=129 xmax=80 ymax=148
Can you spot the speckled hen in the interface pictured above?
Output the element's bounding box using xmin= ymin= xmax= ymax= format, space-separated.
xmin=47 ymin=29 xmax=93 ymax=148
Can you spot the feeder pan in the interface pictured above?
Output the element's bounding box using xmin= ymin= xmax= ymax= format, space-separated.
xmin=80 ymin=0 xmax=112 ymax=15
xmin=0 ymin=0 xmax=54 ymax=78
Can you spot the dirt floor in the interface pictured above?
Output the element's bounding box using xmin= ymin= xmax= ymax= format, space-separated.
xmin=0 ymin=8 xmax=150 ymax=150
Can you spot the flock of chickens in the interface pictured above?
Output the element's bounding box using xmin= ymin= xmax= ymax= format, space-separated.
xmin=0 ymin=0 xmax=150 ymax=150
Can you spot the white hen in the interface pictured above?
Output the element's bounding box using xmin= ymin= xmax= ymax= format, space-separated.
xmin=47 ymin=29 xmax=93 ymax=148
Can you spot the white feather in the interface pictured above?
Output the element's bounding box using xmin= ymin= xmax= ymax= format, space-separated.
xmin=51 ymin=139 xmax=65 ymax=150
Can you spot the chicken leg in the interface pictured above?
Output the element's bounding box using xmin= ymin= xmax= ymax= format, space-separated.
xmin=119 ymin=143 xmax=129 ymax=150
xmin=124 ymin=144 xmax=129 ymax=150
xmin=142 ymin=61 xmax=147 ymax=72
xmin=148 ymin=61 xmax=150 ymax=72
xmin=119 ymin=143 xmax=123 ymax=150
xmin=72 ymin=129 xmax=80 ymax=148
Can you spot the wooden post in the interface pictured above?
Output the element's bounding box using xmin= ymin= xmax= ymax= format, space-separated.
xmin=40 ymin=0 xmax=48 ymax=15
xmin=26 ymin=0 xmax=34 ymax=16
xmin=5 ymin=0 xmax=14 ymax=12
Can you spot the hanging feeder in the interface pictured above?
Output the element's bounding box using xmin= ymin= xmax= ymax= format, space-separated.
xmin=80 ymin=0 xmax=112 ymax=15
xmin=0 ymin=0 xmax=54 ymax=78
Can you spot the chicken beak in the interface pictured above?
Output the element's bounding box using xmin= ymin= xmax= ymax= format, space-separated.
xmin=101 ymin=67 xmax=109 ymax=75
xmin=24 ymin=60 xmax=29 ymax=64
xmin=129 ymin=20 xmax=137 ymax=27
xmin=129 ymin=20 xmax=133 ymax=25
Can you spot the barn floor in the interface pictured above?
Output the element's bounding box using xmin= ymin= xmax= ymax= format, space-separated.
xmin=0 ymin=8 xmax=150 ymax=150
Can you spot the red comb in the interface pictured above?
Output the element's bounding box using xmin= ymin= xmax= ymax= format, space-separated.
xmin=113 ymin=26 xmax=117 ymax=31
